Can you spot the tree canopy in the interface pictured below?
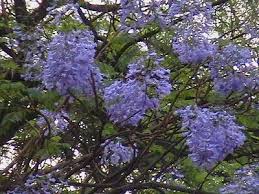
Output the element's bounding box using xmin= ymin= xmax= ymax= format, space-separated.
xmin=0 ymin=0 xmax=258 ymax=193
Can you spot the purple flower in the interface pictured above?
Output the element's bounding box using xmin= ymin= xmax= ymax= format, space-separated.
xmin=13 ymin=25 xmax=49 ymax=81
xmin=172 ymin=33 xmax=217 ymax=65
xmin=170 ymin=0 xmax=217 ymax=65
xmin=104 ymin=79 xmax=159 ymax=126
xmin=104 ymin=53 xmax=172 ymax=126
xmin=101 ymin=138 xmax=137 ymax=166
xmin=176 ymin=106 xmax=246 ymax=169
xmin=209 ymin=44 xmax=257 ymax=95
xmin=244 ymin=25 xmax=259 ymax=40
xmin=43 ymin=30 xmax=102 ymax=96
xmin=37 ymin=109 xmax=69 ymax=135
xmin=119 ymin=0 xmax=168 ymax=32
xmin=7 ymin=174 xmax=66 ymax=194
xmin=47 ymin=3 xmax=81 ymax=26
xmin=220 ymin=163 xmax=259 ymax=194
xmin=167 ymin=0 xmax=214 ymax=25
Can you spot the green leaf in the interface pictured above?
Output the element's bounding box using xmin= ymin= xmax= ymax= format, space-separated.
xmin=0 ymin=59 xmax=19 ymax=71
xmin=98 ymin=62 xmax=117 ymax=78
xmin=36 ymin=136 xmax=70 ymax=158
xmin=0 ymin=110 xmax=29 ymax=137
xmin=27 ymin=89 xmax=60 ymax=110
xmin=58 ymin=16 xmax=85 ymax=32
xmin=181 ymin=158 xmax=207 ymax=186
xmin=150 ymin=144 xmax=164 ymax=154
xmin=51 ymin=135 xmax=62 ymax=142
xmin=238 ymin=112 xmax=259 ymax=129
xmin=102 ymin=123 xmax=116 ymax=136
xmin=0 ymin=81 xmax=26 ymax=95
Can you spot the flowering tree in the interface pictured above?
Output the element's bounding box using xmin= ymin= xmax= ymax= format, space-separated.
xmin=0 ymin=0 xmax=258 ymax=193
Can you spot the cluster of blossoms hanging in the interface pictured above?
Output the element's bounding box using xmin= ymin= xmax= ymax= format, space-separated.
xmin=119 ymin=0 xmax=168 ymax=32
xmin=209 ymin=44 xmax=257 ymax=95
xmin=172 ymin=28 xmax=217 ymax=65
xmin=39 ymin=28 xmax=251 ymax=172
xmin=176 ymin=106 xmax=246 ymax=169
xmin=244 ymin=25 xmax=259 ymax=40
xmin=104 ymin=52 xmax=172 ymax=126
xmin=168 ymin=0 xmax=259 ymax=96
xmin=35 ymin=0 xmax=255 ymax=173
xmin=171 ymin=0 xmax=217 ymax=65
xmin=220 ymin=163 xmax=259 ymax=194
xmin=43 ymin=30 xmax=102 ymax=96
xmin=7 ymin=174 xmax=65 ymax=194
xmin=47 ymin=2 xmax=81 ymax=26
xmin=101 ymin=138 xmax=137 ymax=166
xmin=18 ymin=2 xmax=83 ymax=82
xmin=8 ymin=0 xmax=257 ymax=192
xmin=119 ymin=0 xmax=258 ymax=84
xmin=119 ymin=0 xmax=214 ymax=31
xmin=37 ymin=109 xmax=69 ymax=136
xmin=11 ymin=25 xmax=48 ymax=81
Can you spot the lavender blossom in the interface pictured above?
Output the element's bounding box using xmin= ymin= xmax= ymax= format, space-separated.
xmin=171 ymin=0 xmax=217 ymax=65
xmin=126 ymin=53 xmax=172 ymax=99
xmin=37 ymin=109 xmax=69 ymax=135
xmin=209 ymin=44 xmax=257 ymax=95
xmin=172 ymin=31 xmax=217 ymax=65
xmin=101 ymin=138 xmax=137 ymax=166
xmin=244 ymin=25 xmax=259 ymax=40
xmin=104 ymin=53 xmax=172 ymax=126
xmin=104 ymin=79 xmax=158 ymax=126
xmin=21 ymin=3 xmax=83 ymax=82
xmin=43 ymin=30 xmax=102 ymax=96
xmin=166 ymin=0 xmax=214 ymax=26
xmin=119 ymin=0 xmax=168 ymax=32
xmin=119 ymin=0 xmax=213 ymax=31
xmin=47 ymin=3 xmax=81 ymax=26
xmin=220 ymin=163 xmax=259 ymax=194
xmin=7 ymin=174 xmax=65 ymax=194
xmin=11 ymin=25 xmax=49 ymax=81
xmin=176 ymin=106 xmax=246 ymax=170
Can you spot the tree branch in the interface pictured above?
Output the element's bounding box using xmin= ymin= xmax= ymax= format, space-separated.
xmin=111 ymin=182 xmax=217 ymax=194
xmin=80 ymin=1 xmax=119 ymax=13
xmin=212 ymin=0 xmax=229 ymax=6
xmin=111 ymin=28 xmax=160 ymax=68
xmin=30 ymin=0 xmax=50 ymax=26
xmin=14 ymin=0 xmax=30 ymax=25
xmin=0 ymin=42 xmax=17 ymax=59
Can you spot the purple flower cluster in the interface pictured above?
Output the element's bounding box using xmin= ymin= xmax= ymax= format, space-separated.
xmin=172 ymin=31 xmax=217 ymax=65
xmin=104 ymin=79 xmax=158 ymax=126
xmin=7 ymin=174 xmax=65 ymax=194
xmin=47 ymin=3 xmax=80 ymax=26
xmin=176 ymin=106 xmax=246 ymax=169
xmin=155 ymin=167 xmax=184 ymax=183
xmin=126 ymin=53 xmax=172 ymax=98
xmin=119 ymin=0 xmax=215 ymax=32
xmin=209 ymin=44 xmax=257 ymax=95
xmin=220 ymin=163 xmax=259 ymax=194
xmin=101 ymin=138 xmax=137 ymax=166
xmin=12 ymin=25 xmax=48 ymax=81
xmin=104 ymin=53 xmax=172 ymax=126
xmin=244 ymin=25 xmax=259 ymax=40
xmin=37 ymin=109 xmax=69 ymax=136
xmin=43 ymin=30 xmax=102 ymax=95
xmin=167 ymin=0 xmax=214 ymax=23
xmin=19 ymin=3 xmax=83 ymax=82
xmin=119 ymin=0 xmax=167 ymax=32
xmin=171 ymin=0 xmax=216 ymax=65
